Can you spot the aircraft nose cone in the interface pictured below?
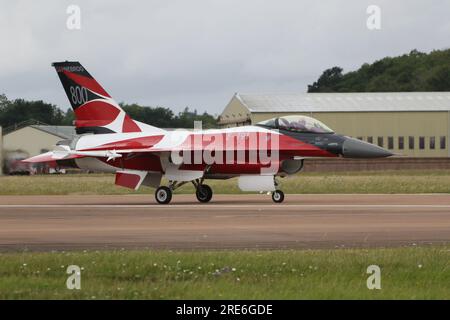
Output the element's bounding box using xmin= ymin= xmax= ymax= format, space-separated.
xmin=342 ymin=137 xmax=393 ymax=158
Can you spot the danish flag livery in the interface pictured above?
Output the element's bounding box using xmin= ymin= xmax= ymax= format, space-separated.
xmin=25 ymin=61 xmax=393 ymax=204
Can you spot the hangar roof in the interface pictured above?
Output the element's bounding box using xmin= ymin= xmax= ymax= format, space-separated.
xmin=235 ymin=92 xmax=450 ymax=113
xmin=30 ymin=125 xmax=76 ymax=139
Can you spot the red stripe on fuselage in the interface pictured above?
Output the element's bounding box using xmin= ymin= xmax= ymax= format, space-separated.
xmin=101 ymin=153 xmax=163 ymax=171
xmin=277 ymin=134 xmax=337 ymax=157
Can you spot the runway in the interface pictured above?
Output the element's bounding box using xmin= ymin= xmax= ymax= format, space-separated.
xmin=0 ymin=194 xmax=449 ymax=251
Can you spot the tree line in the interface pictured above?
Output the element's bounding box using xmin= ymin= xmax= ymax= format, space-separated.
xmin=308 ymin=49 xmax=450 ymax=92
xmin=0 ymin=94 xmax=218 ymax=130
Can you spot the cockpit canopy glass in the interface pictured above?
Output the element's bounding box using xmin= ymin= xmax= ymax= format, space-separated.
xmin=258 ymin=115 xmax=334 ymax=134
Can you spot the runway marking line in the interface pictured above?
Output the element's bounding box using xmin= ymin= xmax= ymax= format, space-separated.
xmin=1 ymin=204 xmax=450 ymax=209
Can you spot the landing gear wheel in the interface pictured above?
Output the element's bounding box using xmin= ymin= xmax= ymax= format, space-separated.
xmin=272 ymin=190 xmax=284 ymax=203
xmin=155 ymin=186 xmax=172 ymax=204
xmin=196 ymin=184 xmax=213 ymax=203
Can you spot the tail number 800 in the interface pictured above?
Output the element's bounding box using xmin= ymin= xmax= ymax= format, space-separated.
xmin=70 ymin=86 xmax=88 ymax=105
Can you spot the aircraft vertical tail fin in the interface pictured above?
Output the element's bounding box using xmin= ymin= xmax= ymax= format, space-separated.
xmin=52 ymin=61 xmax=161 ymax=134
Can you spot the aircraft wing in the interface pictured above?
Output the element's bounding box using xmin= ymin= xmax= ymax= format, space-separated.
xmin=22 ymin=151 xmax=84 ymax=163
xmin=21 ymin=146 xmax=172 ymax=164
xmin=22 ymin=144 xmax=125 ymax=163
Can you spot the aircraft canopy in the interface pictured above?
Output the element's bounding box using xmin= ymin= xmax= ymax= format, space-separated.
xmin=257 ymin=115 xmax=334 ymax=134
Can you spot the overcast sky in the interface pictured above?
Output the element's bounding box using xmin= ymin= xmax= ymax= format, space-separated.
xmin=1 ymin=0 xmax=449 ymax=115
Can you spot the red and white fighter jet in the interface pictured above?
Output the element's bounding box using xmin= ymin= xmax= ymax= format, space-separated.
xmin=24 ymin=61 xmax=392 ymax=204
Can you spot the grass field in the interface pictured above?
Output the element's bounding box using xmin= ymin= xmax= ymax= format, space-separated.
xmin=0 ymin=247 xmax=448 ymax=299
xmin=1 ymin=170 xmax=450 ymax=195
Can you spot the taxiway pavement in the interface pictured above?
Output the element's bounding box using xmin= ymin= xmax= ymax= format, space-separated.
xmin=0 ymin=194 xmax=449 ymax=251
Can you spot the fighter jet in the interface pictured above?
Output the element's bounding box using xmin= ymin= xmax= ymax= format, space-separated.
xmin=24 ymin=61 xmax=392 ymax=204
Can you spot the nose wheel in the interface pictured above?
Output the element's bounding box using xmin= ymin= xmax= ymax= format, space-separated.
xmin=272 ymin=190 xmax=284 ymax=203
xmin=196 ymin=184 xmax=213 ymax=203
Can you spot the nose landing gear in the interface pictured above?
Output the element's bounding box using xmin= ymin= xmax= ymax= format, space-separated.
xmin=270 ymin=177 xmax=285 ymax=203
xmin=271 ymin=190 xmax=285 ymax=203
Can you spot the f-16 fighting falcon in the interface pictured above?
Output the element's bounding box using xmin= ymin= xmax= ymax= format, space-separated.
xmin=24 ymin=62 xmax=393 ymax=204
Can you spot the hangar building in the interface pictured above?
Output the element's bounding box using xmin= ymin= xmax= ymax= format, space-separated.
xmin=2 ymin=122 xmax=76 ymax=157
xmin=1 ymin=122 xmax=76 ymax=174
xmin=218 ymin=92 xmax=450 ymax=157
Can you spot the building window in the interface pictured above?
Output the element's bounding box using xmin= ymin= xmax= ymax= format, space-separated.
xmin=377 ymin=137 xmax=383 ymax=147
xmin=429 ymin=137 xmax=435 ymax=150
xmin=419 ymin=137 xmax=425 ymax=150
xmin=367 ymin=136 xmax=373 ymax=144
xmin=409 ymin=136 xmax=415 ymax=149
xmin=398 ymin=136 xmax=404 ymax=150
xmin=357 ymin=137 xmax=363 ymax=141
xmin=441 ymin=136 xmax=446 ymax=149
xmin=387 ymin=137 xmax=394 ymax=149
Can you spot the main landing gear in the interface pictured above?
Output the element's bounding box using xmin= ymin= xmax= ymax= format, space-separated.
xmin=192 ymin=179 xmax=213 ymax=203
xmin=155 ymin=186 xmax=172 ymax=204
xmin=154 ymin=179 xmax=213 ymax=204
xmin=195 ymin=184 xmax=213 ymax=203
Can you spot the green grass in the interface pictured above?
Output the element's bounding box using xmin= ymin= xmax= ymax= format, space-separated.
xmin=0 ymin=247 xmax=448 ymax=299
xmin=1 ymin=170 xmax=450 ymax=195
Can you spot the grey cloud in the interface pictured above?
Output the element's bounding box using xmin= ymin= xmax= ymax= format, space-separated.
xmin=0 ymin=0 xmax=449 ymax=114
